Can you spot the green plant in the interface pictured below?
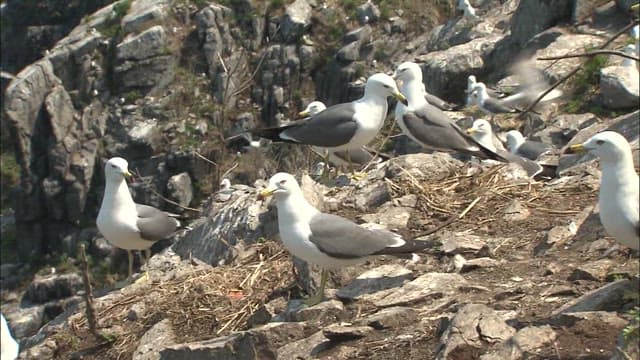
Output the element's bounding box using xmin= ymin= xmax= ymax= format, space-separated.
xmin=122 ymin=90 xmax=142 ymax=103
xmin=623 ymin=307 xmax=640 ymax=345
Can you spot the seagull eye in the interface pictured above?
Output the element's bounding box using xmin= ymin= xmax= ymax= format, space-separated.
xmin=383 ymin=85 xmax=390 ymax=89
xmin=110 ymin=164 xmax=117 ymax=168
xmin=279 ymin=179 xmax=287 ymax=185
xmin=596 ymin=140 xmax=605 ymax=145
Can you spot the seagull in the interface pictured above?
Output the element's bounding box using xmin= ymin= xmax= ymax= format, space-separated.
xmin=1 ymin=313 xmax=18 ymax=360
xmin=393 ymin=62 xmax=503 ymax=160
xmin=505 ymin=130 xmax=553 ymax=161
xmin=298 ymin=101 xmax=389 ymax=171
xmin=258 ymin=172 xmax=430 ymax=305
xmin=459 ymin=0 xmax=479 ymax=20
xmin=251 ymin=73 xmax=407 ymax=176
xmin=466 ymin=75 xmax=504 ymax=105
xmin=566 ymin=131 xmax=639 ymax=250
xmin=465 ymin=119 xmax=543 ymax=177
xmin=465 ymin=119 xmax=506 ymax=152
xmin=215 ymin=178 xmax=235 ymax=202
xmin=97 ymin=157 xmax=180 ymax=280
xmin=468 ymin=83 xmax=519 ymax=116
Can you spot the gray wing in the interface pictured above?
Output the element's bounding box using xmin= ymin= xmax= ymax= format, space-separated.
xmin=135 ymin=204 xmax=179 ymax=242
xmin=402 ymin=104 xmax=481 ymax=153
xmin=280 ymin=103 xmax=358 ymax=147
xmin=308 ymin=213 xmax=402 ymax=259
xmin=496 ymin=150 xmax=543 ymax=178
xmin=516 ymin=141 xmax=552 ymax=160
xmin=482 ymin=97 xmax=517 ymax=114
xmin=424 ymin=92 xmax=455 ymax=111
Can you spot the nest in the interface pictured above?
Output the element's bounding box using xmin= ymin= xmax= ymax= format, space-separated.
xmin=55 ymin=242 xmax=294 ymax=359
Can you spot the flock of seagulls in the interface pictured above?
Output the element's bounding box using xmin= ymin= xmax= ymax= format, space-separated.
xmin=2 ymin=4 xmax=639 ymax=356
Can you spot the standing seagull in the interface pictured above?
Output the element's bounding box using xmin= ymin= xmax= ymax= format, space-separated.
xmin=298 ymin=101 xmax=389 ymax=171
xmin=566 ymin=132 xmax=639 ymax=250
xmin=505 ymin=130 xmax=553 ymax=161
xmin=251 ymin=73 xmax=407 ymax=176
xmin=258 ymin=173 xmax=430 ymax=305
xmin=1 ymin=313 xmax=19 ymax=360
xmin=97 ymin=157 xmax=180 ymax=280
xmin=393 ymin=62 xmax=502 ymax=160
xmin=468 ymin=82 xmax=519 ymax=116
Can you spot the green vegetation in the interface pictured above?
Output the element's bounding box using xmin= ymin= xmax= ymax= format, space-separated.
xmin=623 ymin=307 xmax=640 ymax=346
xmin=97 ymin=0 xmax=132 ymax=38
xmin=563 ymin=53 xmax=608 ymax=114
xmin=122 ymin=89 xmax=142 ymax=103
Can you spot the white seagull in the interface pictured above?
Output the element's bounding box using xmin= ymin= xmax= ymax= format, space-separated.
xmin=97 ymin=157 xmax=180 ymax=280
xmin=566 ymin=131 xmax=639 ymax=250
xmin=258 ymin=173 xmax=430 ymax=305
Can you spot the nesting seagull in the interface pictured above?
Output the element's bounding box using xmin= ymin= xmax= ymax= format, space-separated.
xmin=466 ymin=119 xmax=543 ymax=177
xmin=215 ymin=178 xmax=235 ymax=202
xmin=1 ymin=313 xmax=19 ymax=360
xmin=505 ymin=130 xmax=553 ymax=161
xmin=566 ymin=132 xmax=639 ymax=250
xmin=466 ymin=75 xmax=504 ymax=105
xmin=258 ymin=173 xmax=430 ymax=305
xmin=298 ymin=101 xmax=389 ymax=170
xmin=97 ymin=157 xmax=180 ymax=280
xmin=251 ymin=73 xmax=407 ymax=174
xmin=465 ymin=119 xmax=506 ymax=152
xmin=393 ymin=62 xmax=503 ymax=160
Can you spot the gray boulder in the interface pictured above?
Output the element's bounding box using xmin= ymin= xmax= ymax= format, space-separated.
xmin=510 ymin=0 xmax=574 ymax=47
xmin=280 ymin=0 xmax=312 ymax=43
xmin=599 ymin=65 xmax=640 ymax=109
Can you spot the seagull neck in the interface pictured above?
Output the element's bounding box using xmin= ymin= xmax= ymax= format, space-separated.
xmin=276 ymin=192 xmax=319 ymax=222
xmin=103 ymin=178 xmax=136 ymax=211
xmin=601 ymin=154 xmax=638 ymax=189
xmin=477 ymin=133 xmax=496 ymax=151
xmin=401 ymin=80 xmax=427 ymax=108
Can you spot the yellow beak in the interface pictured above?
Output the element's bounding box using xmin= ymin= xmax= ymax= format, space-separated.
xmin=124 ymin=170 xmax=133 ymax=178
xmin=394 ymin=92 xmax=408 ymax=106
xmin=466 ymin=128 xmax=477 ymax=135
xmin=257 ymin=188 xmax=275 ymax=200
xmin=566 ymin=143 xmax=586 ymax=154
xmin=297 ymin=110 xmax=310 ymax=118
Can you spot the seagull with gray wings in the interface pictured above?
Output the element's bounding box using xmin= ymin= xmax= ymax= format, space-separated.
xmin=97 ymin=157 xmax=180 ymax=280
xmin=258 ymin=172 xmax=430 ymax=305
xmin=251 ymin=73 xmax=407 ymax=175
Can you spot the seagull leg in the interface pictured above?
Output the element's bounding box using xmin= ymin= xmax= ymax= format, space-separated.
xmin=134 ymin=249 xmax=151 ymax=284
xmin=127 ymin=250 xmax=134 ymax=279
xmin=304 ymin=269 xmax=327 ymax=306
xmin=347 ymin=150 xmax=367 ymax=181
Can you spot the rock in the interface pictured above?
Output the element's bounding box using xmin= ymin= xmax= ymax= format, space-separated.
xmin=436 ymin=304 xmax=516 ymax=360
xmin=542 ymin=285 xmax=577 ymax=297
xmin=22 ymin=339 xmax=57 ymax=359
xmin=567 ymin=259 xmax=614 ymax=282
xmin=616 ymin=0 xmax=638 ymax=11
xmin=353 ymin=181 xmax=390 ymax=211
xmin=362 ymin=273 xmax=468 ymax=308
xmin=122 ymin=0 xmax=170 ymax=34
xmin=385 ymin=153 xmax=463 ymax=182
xmin=167 ymin=172 xmax=193 ymax=212
xmin=479 ymin=325 xmax=557 ymax=360
xmin=281 ymin=0 xmax=312 ymax=43
xmin=336 ymin=264 xmax=414 ymax=301
xmin=360 ymin=202 xmax=412 ymax=230
xmin=460 ymin=257 xmax=500 ymax=273
xmin=246 ymin=297 xmax=288 ymax=327
xmin=323 ymin=324 xmax=373 ymax=341
xmin=361 ymin=306 xmax=418 ymax=330
xmin=134 ymin=319 xmax=177 ymax=360
xmin=510 ymin=1 xmax=575 ymax=47
xmin=117 ymin=26 xmax=168 ymax=61
xmin=276 ymin=330 xmax=330 ymax=359
xmin=356 ymin=1 xmax=381 ymax=24
xmin=549 ymin=311 xmax=627 ymax=329
xmin=529 ymin=29 xmax=601 ymax=81
xmin=417 ymin=35 xmax=505 ymax=103
xmin=288 ymin=300 xmax=348 ymax=323
xmin=534 ymin=206 xmax=593 ymax=255
xmin=599 ymin=66 xmax=639 ymax=109
xmin=336 ymin=42 xmax=361 ymax=62
xmin=440 ymin=231 xmax=491 ymax=258
xmin=23 ymin=273 xmax=83 ymax=304
xmin=4 ymin=305 xmax=45 ymax=338
xmin=159 ymin=322 xmax=310 ymax=359
xmin=553 ymin=278 xmax=639 ymax=315
xmin=530 ymin=113 xmax=599 ymax=148
xmin=127 ymin=302 xmax=149 ymax=321
xmin=502 ymin=200 xmax=530 ymax=221
xmin=558 ymin=111 xmax=639 ymax=174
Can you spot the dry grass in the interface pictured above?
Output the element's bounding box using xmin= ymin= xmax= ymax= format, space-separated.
xmin=53 ymin=242 xmax=294 ymax=359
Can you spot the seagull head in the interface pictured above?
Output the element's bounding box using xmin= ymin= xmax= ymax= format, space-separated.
xmin=506 ymin=130 xmax=526 ymax=151
xmin=566 ymin=131 xmax=633 ymax=164
xmin=467 ymin=119 xmax=492 ymax=137
xmin=392 ymin=62 xmax=423 ymax=84
xmin=105 ymin=157 xmax=132 ymax=181
xmin=298 ymin=101 xmax=327 ymax=118
xmin=258 ymin=172 xmax=301 ymax=200
xmin=366 ymin=73 xmax=408 ymax=105
xmin=220 ymin=178 xmax=231 ymax=190
xmin=467 ymin=75 xmax=477 ymax=91
xmin=469 ymin=83 xmax=488 ymax=103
